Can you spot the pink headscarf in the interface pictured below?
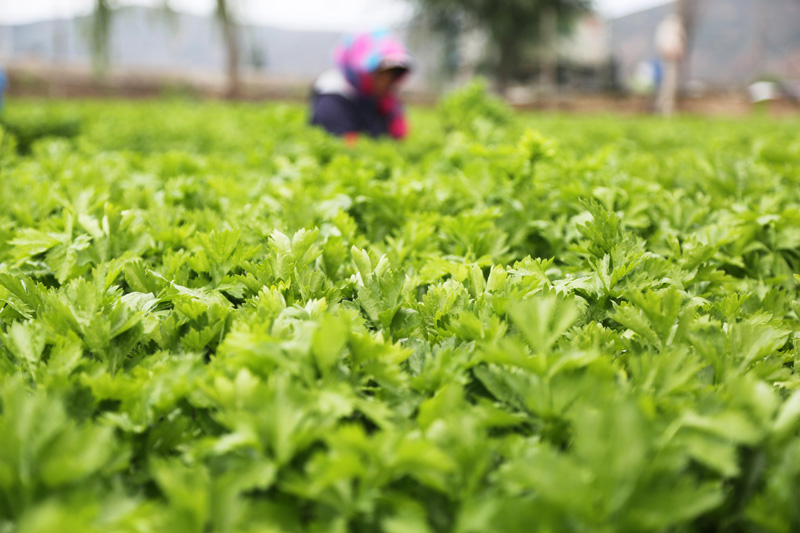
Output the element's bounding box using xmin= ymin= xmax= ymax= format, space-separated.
xmin=334 ymin=31 xmax=412 ymax=139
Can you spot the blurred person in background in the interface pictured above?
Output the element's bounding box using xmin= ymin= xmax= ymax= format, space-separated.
xmin=655 ymin=13 xmax=686 ymax=116
xmin=310 ymin=30 xmax=412 ymax=142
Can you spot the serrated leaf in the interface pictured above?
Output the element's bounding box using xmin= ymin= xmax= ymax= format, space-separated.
xmin=507 ymin=293 xmax=580 ymax=354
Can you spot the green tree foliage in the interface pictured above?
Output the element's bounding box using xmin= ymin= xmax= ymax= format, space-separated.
xmin=411 ymin=0 xmax=591 ymax=91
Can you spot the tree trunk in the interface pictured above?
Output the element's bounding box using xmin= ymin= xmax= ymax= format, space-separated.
xmin=216 ymin=0 xmax=240 ymax=99
xmin=51 ymin=18 xmax=67 ymax=97
xmin=539 ymin=7 xmax=558 ymax=98
xmin=495 ymin=35 xmax=517 ymax=96
xmin=91 ymin=0 xmax=113 ymax=77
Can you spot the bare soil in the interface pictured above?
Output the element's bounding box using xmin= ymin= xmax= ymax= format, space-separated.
xmin=5 ymin=61 xmax=800 ymax=117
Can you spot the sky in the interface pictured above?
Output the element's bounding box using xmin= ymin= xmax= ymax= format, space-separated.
xmin=0 ymin=0 xmax=671 ymax=29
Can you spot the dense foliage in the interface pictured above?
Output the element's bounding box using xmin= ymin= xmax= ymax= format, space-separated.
xmin=1 ymin=88 xmax=800 ymax=532
xmin=411 ymin=0 xmax=590 ymax=89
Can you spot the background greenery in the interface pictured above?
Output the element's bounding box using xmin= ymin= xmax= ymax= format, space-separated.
xmin=1 ymin=86 xmax=800 ymax=532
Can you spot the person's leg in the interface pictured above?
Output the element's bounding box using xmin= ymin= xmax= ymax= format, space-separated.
xmin=656 ymin=60 xmax=678 ymax=117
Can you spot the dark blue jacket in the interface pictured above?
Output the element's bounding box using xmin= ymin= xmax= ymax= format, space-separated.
xmin=310 ymin=70 xmax=389 ymax=138
xmin=0 ymin=67 xmax=6 ymax=109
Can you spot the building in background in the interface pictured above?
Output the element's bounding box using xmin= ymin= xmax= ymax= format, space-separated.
xmin=554 ymin=15 xmax=613 ymax=91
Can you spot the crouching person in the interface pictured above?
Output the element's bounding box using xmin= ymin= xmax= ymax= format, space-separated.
xmin=311 ymin=31 xmax=412 ymax=143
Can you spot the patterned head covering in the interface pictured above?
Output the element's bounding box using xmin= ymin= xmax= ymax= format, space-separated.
xmin=334 ymin=31 xmax=412 ymax=139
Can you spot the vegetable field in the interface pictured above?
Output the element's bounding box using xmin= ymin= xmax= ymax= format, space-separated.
xmin=1 ymin=86 xmax=800 ymax=532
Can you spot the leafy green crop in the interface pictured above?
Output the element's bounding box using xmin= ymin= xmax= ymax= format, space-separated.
xmin=1 ymin=86 xmax=800 ymax=532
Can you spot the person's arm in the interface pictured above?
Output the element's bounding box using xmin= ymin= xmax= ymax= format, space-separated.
xmin=311 ymin=94 xmax=359 ymax=138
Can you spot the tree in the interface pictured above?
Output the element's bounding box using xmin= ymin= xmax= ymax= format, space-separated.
xmin=87 ymin=0 xmax=242 ymax=98
xmin=215 ymin=0 xmax=242 ymax=99
xmin=411 ymin=0 xmax=591 ymax=94
xmin=89 ymin=0 xmax=113 ymax=74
